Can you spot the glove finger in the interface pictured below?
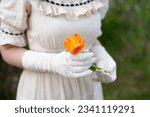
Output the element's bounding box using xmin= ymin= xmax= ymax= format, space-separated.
xmin=96 ymin=60 xmax=109 ymax=71
xmin=98 ymin=70 xmax=112 ymax=83
xmin=72 ymin=57 xmax=96 ymax=66
xmin=72 ymin=70 xmax=92 ymax=78
xmin=71 ymin=65 xmax=91 ymax=73
xmin=71 ymin=52 xmax=94 ymax=61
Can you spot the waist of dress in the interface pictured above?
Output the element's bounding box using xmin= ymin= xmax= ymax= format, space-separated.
xmin=29 ymin=47 xmax=64 ymax=53
xmin=29 ymin=43 xmax=64 ymax=53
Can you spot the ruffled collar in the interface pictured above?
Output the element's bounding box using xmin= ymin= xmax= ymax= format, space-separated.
xmin=30 ymin=0 xmax=108 ymax=20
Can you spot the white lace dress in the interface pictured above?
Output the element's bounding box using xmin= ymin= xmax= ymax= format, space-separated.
xmin=0 ymin=0 xmax=109 ymax=100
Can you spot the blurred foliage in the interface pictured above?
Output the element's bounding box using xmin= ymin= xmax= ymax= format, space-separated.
xmin=0 ymin=0 xmax=150 ymax=99
xmin=0 ymin=55 xmax=21 ymax=99
xmin=100 ymin=0 xmax=150 ymax=99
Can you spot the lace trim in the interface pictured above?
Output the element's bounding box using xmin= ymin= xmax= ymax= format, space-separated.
xmin=0 ymin=29 xmax=27 ymax=47
xmin=0 ymin=29 xmax=24 ymax=36
xmin=30 ymin=0 xmax=108 ymax=20
xmin=41 ymin=0 xmax=94 ymax=7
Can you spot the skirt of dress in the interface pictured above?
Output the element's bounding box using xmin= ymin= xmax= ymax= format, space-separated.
xmin=16 ymin=70 xmax=103 ymax=100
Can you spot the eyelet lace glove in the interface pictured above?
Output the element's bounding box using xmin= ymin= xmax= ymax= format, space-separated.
xmin=22 ymin=50 xmax=96 ymax=78
xmin=91 ymin=44 xmax=117 ymax=83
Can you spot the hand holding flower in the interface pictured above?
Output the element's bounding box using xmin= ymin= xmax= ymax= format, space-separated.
xmin=64 ymin=34 xmax=109 ymax=73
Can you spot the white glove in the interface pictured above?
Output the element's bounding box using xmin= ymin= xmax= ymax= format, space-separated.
xmin=91 ymin=45 xmax=117 ymax=83
xmin=22 ymin=50 xmax=96 ymax=78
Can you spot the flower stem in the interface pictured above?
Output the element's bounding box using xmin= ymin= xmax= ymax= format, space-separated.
xmin=89 ymin=63 xmax=109 ymax=74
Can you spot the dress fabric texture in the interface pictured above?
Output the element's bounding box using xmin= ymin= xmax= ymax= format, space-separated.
xmin=0 ymin=0 xmax=109 ymax=100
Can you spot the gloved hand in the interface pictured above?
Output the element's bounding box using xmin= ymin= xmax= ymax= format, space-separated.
xmin=22 ymin=50 xmax=96 ymax=78
xmin=91 ymin=45 xmax=117 ymax=83
xmin=51 ymin=51 xmax=95 ymax=78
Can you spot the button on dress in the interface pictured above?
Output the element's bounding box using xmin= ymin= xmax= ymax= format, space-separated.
xmin=0 ymin=0 xmax=109 ymax=99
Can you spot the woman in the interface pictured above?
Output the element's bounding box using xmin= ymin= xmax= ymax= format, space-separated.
xmin=0 ymin=0 xmax=116 ymax=100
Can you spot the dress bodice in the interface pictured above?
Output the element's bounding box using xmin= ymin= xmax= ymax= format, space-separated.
xmin=0 ymin=0 xmax=108 ymax=100
xmin=0 ymin=0 xmax=109 ymax=49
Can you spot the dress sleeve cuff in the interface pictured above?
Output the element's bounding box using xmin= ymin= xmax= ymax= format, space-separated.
xmin=0 ymin=28 xmax=27 ymax=47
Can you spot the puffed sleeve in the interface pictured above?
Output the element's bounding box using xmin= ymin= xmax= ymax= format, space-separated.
xmin=0 ymin=0 xmax=30 ymax=47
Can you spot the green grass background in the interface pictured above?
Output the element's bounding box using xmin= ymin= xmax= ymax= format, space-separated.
xmin=100 ymin=0 xmax=150 ymax=99
xmin=0 ymin=0 xmax=150 ymax=99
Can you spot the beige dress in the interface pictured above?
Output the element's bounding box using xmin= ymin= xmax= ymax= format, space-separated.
xmin=0 ymin=0 xmax=109 ymax=100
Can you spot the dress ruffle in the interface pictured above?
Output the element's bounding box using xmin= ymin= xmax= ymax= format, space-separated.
xmin=0 ymin=30 xmax=27 ymax=47
xmin=30 ymin=0 xmax=108 ymax=20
